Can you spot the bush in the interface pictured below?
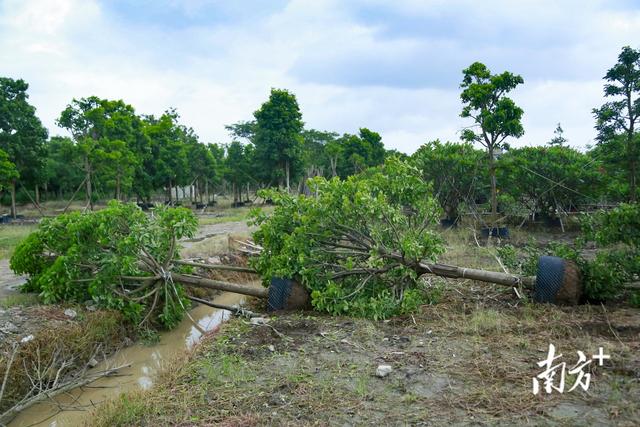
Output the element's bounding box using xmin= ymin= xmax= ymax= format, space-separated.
xmin=499 ymin=204 xmax=640 ymax=302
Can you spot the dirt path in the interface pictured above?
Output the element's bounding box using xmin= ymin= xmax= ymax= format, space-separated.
xmin=0 ymin=259 xmax=25 ymax=299
xmin=181 ymin=220 xmax=253 ymax=249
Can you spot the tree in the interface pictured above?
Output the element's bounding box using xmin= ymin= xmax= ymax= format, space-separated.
xmin=498 ymin=146 xmax=603 ymax=218
xmin=0 ymin=77 xmax=48 ymax=217
xmin=224 ymin=141 xmax=252 ymax=203
xmin=335 ymin=129 xmax=387 ymax=178
xmin=593 ymin=46 xmax=640 ymax=201
xmin=253 ymin=89 xmax=304 ymax=191
xmin=548 ymin=123 xmax=567 ymax=146
xmin=300 ymin=129 xmax=338 ymax=178
xmin=358 ymin=128 xmax=385 ymax=166
xmin=411 ymin=140 xmax=485 ymax=220
xmin=460 ymin=62 xmax=524 ymax=218
xmin=251 ymin=158 xmax=444 ymax=319
xmin=57 ymin=97 xmax=141 ymax=209
xmin=0 ymin=148 xmax=18 ymax=192
xmin=142 ymin=110 xmax=189 ymax=203
xmin=42 ymin=136 xmax=84 ymax=199
xmin=185 ymin=140 xmax=217 ymax=204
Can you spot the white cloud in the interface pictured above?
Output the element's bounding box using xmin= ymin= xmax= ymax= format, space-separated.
xmin=0 ymin=0 xmax=638 ymax=153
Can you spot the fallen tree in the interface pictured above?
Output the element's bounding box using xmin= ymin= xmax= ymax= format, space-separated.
xmin=250 ymin=158 xmax=449 ymax=318
xmin=10 ymin=201 xmax=199 ymax=328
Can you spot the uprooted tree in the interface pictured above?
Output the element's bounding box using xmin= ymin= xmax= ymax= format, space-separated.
xmin=250 ymin=157 xmax=447 ymax=319
xmin=10 ymin=201 xmax=198 ymax=328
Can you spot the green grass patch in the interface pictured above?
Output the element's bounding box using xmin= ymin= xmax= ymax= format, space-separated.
xmin=0 ymin=293 xmax=40 ymax=308
xmin=0 ymin=225 xmax=36 ymax=259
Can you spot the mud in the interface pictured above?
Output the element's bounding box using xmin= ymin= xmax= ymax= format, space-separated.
xmin=8 ymin=291 xmax=250 ymax=427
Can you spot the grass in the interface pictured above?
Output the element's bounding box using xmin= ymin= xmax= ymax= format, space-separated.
xmin=0 ymin=293 xmax=40 ymax=308
xmin=0 ymin=225 xmax=36 ymax=259
xmin=0 ymin=308 xmax=135 ymax=414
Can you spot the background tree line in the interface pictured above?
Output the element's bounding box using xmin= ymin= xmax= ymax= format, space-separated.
xmin=1 ymin=45 xmax=638 ymax=219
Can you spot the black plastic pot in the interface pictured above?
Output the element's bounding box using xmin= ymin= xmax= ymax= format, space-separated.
xmin=440 ymin=218 xmax=458 ymax=229
xmin=480 ymin=226 xmax=510 ymax=239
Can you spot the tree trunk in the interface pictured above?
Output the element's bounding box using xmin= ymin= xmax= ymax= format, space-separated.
xmin=246 ymin=183 xmax=250 ymax=202
xmin=175 ymin=186 xmax=179 ymax=203
xmin=232 ymin=182 xmax=237 ymax=204
xmin=115 ymin=175 xmax=121 ymax=201
xmin=10 ymin=180 xmax=16 ymax=219
xmin=189 ymin=182 xmax=193 ymax=203
xmin=35 ymin=185 xmax=40 ymax=206
xmin=168 ymin=179 xmax=173 ymax=203
xmin=627 ymin=99 xmax=637 ymax=202
xmin=330 ymin=157 xmax=337 ymax=177
xmin=205 ymin=179 xmax=209 ymax=204
xmin=488 ymin=147 xmax=498 ymax=217
xmin=84 ymin=154 xmax=93 ymax=211
xmin=285 ymin=159 xmax=290 ymax=193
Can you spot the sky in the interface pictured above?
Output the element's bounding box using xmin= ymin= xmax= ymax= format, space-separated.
xmin=1 ymin=0 xmax=639 ymax=153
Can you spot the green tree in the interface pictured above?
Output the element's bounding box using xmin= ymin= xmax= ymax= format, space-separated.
xmin=593 ymin=46 xmax=640 ymax=201
xmin=253 ymin=89 xmax=304 ymax=191
xmin=57 ymin=97 xmax=142 ymax=208
xmin=42 ymin=136 xmax=84 ymax=198
xmin=498 ymin=146 xmax=603 ymax=218
xmin=335 ymin=129 xmax=386 ymax=178
xmin=460 ymin=62 xmax=525 ymax=218
xmin=548 ymin=123 xmax=567 ymax=146
xmin=0 ymin=77 xmax=48 ymax=217
xmin=0 ymin=148 xmax=18 ymax=192
xmin=185 ymin=139 xmax=217 ymax=204
xmin=411 ymin=140 xmax=485 ymax=220
xmin=358 ymin=128 xmax=385 ymax=166
xmin=142 ymin=110 xmax=189 ymax=204
xmin=224 ymin=141 xmax=252 ymax=203
xmin=301 ymin=129 xmax=338 ymax=177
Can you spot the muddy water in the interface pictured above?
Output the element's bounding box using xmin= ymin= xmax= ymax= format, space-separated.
xmin=9 ymin=292 xmax=247 ymax=427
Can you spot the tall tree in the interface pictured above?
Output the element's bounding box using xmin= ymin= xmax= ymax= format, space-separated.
xmin=412 ymin=140 xmax=485 ymax=220
xmin=593 ymin=46 xmax=640 ymax=201
xmin=548 ymin=123 xmax=567 ymax=146
xmin=42 ymin=136 xmax=84 ymax=198
xmin=57 ymin=97 xmax=141 ymax=209
xmin=142 ymin=110 xmax=189 ymax=203
xmin=0 ymin=148 xmax=18 ymax=193
xmin=460 ymin=62 xmax=524 ymax=217
xmin=0 ymin=78 xmax=48 ymax=217
xmin=253 ymin=89 xmax=303 ymax=191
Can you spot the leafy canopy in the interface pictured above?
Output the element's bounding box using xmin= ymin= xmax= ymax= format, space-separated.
xmin=10 ymin=202 xmax=198 ymax=328
xmin=460 ymin=62 xmax=524 ymax=150
xmin=250 ymin=158 xmax=444 ymax=319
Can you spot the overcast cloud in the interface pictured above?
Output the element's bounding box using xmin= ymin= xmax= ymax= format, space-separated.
xmin=1 ymin=0 xmax=639 ymax=153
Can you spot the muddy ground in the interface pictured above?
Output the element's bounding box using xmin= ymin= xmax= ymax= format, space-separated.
xmin=94 ymin=279 xmax=640 ymax=426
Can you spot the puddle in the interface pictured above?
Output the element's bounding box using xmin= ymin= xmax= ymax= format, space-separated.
xmin=9 ymin=291 xmax=247 ymax=427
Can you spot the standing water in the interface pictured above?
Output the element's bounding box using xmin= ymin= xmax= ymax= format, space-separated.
xmin=9 ymin=291 xmax=247 ymax=427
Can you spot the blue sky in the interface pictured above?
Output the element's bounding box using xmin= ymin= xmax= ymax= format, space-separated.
xmin=1 ymin=0 xmax=639 ymax=153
